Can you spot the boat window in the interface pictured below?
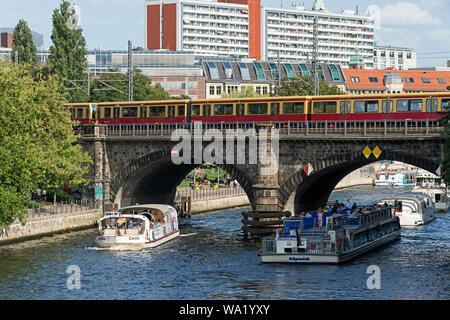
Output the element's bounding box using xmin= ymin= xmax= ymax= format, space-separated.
xmin=100 ymin=217 xmax=145 ymax=235
xmin=247 ymin=103 xmax=268 ymax=115
xmin=122 ymin=107 xmax=138 ymax=118
xmin=313 ymin=101 xmax=337 ymax=113
xmin=283 ymin=101 xmax=304 ymax=114
xmin=213 ymin=104 xmax=233 ymax=116
xmin=149 ymin=106 xmax=166 ymax=117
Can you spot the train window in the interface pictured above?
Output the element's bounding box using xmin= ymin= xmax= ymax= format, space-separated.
xmin=340 ymin=101 xmax=351 ymax=114
xmin=76 ymin=108 xmax=84 ymax=119
xmin=150 ymin=106 xmax=166 ymax=117
xmin=191 ymin=105 xmax=201 ymax=116
xmin=140 ymin=106 xmax=147 ymax=118
xmin=104 ymin=108 xmax=111 ymax=118
xmin=397 ymin=99 xmax=422 ymax=112
xmin=354 ymin=101 xmax=379 ymax=113
xmin=213 ymin=104 xmax=233 ymax=116
xmin=122 ymin=107 xmax=138 ymax=118
xmin=236 ymin=103 xmax=245 ymax=116
xmin=203 ymin=104 xmax=211 ymax=117
xmin=313 ymin=101 xmax=336 ymax=113
xmin=247 ymin=103 xmax=268 ymax=115
xmin=70 ymin=108 xmax=75 ymax=120
xmin=177 ymin=105 xmax=185 ymax=117
xmin=283 ymin=102 xmax=304 ymax=114
xmin=441 ymin=99 xmax=450 ymax=111
xmin=271 ymin=103 xmax=280 ymax=115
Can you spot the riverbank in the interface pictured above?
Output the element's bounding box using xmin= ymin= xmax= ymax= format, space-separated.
xmin=0 ymin=207 xmax=102 ymax=246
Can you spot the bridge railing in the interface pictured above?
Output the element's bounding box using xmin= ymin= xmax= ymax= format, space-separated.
xmin=91 ymin=119 xmax=443 ymax=138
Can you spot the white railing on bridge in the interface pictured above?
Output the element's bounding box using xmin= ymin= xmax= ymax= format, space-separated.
xmin=79 ymin=119 xmax=443 ymax=137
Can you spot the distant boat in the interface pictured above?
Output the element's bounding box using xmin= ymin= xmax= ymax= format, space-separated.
xmin=412 ymin=174 xmax=449 ymax=212
xmin=95 ymin=204 xmax=180 ymax=248
xmin=374 ymin=171 xmax=410 ymax=187
xmin=377 ymin=192 xmax=436 ymax=226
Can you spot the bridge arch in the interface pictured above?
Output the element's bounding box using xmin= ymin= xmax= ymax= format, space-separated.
xmin=109 ymin=149 xmax=255 ymax=208
xmin=280 ymin=149 xmax=441 ymax=215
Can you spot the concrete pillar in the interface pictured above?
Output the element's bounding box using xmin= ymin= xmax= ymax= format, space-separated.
xmin=252 ymin=123 xmax=281 ymax=212
xmin=92 ymin=125 xmax=107 ymax=208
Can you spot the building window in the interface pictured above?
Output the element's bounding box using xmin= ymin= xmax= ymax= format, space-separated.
xmin=350 ymin=77 xmax=360 ymax=83
xmin=405 ymin=77 xmax=414 ymax=84
xmin=210 ymin=86 xmax=215 ymax=95
xmin=389 ymin=51 xmax=394 ymax=58
xmin=398 ymin=52 xmax=403 ymax=58
xmin=438 ymin=78 xmax=447 ymax=84
xmin=369 ymin=77 xmax=378 ymax=83
xmin=216 ymin=86 xmax=222 ymax=95
xmin=380 ymin=51 xmax=385 ymax=57
xmin=262 ymin=86 xmax=268 ymax=95
xmin=422 ymin=78 xmax=431 ymax=84
xmin=406 ymin=53 xmax=412 ymax=59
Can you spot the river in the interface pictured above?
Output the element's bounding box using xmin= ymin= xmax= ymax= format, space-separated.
xmin=0 ymin=186 xmax=448 ymax=300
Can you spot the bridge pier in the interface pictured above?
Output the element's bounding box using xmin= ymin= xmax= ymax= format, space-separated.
xmin=242 ymin=124 xmax=290 ymax=237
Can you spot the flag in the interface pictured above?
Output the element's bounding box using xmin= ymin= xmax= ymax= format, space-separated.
xmin=304 ymin=163 xmax=314 ymax=176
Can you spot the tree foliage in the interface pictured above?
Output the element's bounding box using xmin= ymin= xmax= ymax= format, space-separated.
xmin=0 ymin=62 xmax=92 ymax=228
xmin=275 ymin=76 xmax=345 ymax=96
xmin=89 ymin=68 xmax=172 ymax=102
xmin=221 ymin=86 xmax=264 ymax=99
xmin=11 ymin=19 xmax=38 ymax=66
xmin=440 ymin=112 xmax=450 ymax=185
xmin=47 ymin=0 xmax=89 ymax=103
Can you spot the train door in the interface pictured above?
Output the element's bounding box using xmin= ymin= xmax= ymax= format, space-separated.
xmin=426 ymin=97 xmax=438 ymax=120
xmin=91 ymin=104 xmax=98 ymax=124
xmin=270 ymin=102 xmax=280 ymax=122
xmin=236 ymin=102 xmax=245 ymax=122
xmin=382 ymin=98 xmax=393 ymax=120
xmin=168 ymin=105 xmax=175 ymax=123
xmin=113 ymin=106 xmax=120 ymax=124
xmin=340 ymin=99 xmax=351 ymax=122
xmin=203 ymin=104 xmax=211 ymax=123
xmin=186 ymin=101 xmax=192 ymax=124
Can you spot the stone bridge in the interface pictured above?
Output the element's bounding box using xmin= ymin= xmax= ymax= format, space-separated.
xmin=80 ymin=120 xmax=445 ymax=236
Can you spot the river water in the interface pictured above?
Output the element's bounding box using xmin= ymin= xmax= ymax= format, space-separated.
xmin=0 ymin=186 xmax=448 ymax=300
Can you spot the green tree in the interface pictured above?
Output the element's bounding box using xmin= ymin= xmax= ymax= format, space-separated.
xmin=90 ymin=68 xmax=172 ymax=102
xmin=0 ymin=61 xmax=92 ymax=227
xmin=275 ymin=76 xmax=344 ymax=96
xmin=11 ymin=19 xmax=38 ymax=66
xmin=221 ymin=86 xmax=263 ymax=98
xmin=47 ymin=1 xmax=89 ymax=103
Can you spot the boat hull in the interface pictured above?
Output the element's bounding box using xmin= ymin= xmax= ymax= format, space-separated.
xmin=260 ymin=230 xmax=401 ymax=264
xmin=94 ymin=231 xmax=180 ymax=249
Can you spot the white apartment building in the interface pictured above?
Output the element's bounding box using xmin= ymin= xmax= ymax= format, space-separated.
xmin=374 ymin=45 xmax=417 ymax=70
xmin=146 ymin=0 xmax=250 ymax=58
xmin=261 ymin=4 xmax=375 ymax=68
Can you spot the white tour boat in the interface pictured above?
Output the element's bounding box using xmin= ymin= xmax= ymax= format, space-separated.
xmin=95 ymin=204 xmax=179 ymax=248
xmin=377 ymin=192 xmax=436 ymax=226
xmin=412 ymin=174 xmax=449 ymax=212
xmin=260 ymin=206 xmax=401 ymax=264
xmin=374 ymin=171 xmax=409 ymax=186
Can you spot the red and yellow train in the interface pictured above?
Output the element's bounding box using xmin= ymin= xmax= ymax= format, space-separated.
xmin=66 ymin=92 xmax=450 ymax=125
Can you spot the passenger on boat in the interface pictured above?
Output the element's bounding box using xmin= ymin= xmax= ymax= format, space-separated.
xmin=345 ymin=199 xmax=351 ymax=209
xmin=351 ymin=203 xmax=357 ymax=211
xmin=305 ymin=212 xmax=312 ymax=218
